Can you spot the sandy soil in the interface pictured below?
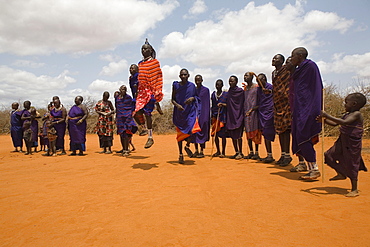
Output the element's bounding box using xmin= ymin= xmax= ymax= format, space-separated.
xmin=0 ymin=133 xmax=370 ymax=247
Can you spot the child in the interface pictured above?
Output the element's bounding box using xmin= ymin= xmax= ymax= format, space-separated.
xmin=115 ymin=85 xmax=138 ymax=156
xmin=211 ymin=79 xmax=228 ymax=158
xmin=321 ymin=92 xmax=367 ymax=197
xmin=46 ymin=121 xmax=58 ymax=156
xmin=39 ymin=127 xmax=47 ymax=151
xmin=23 ymin=121 xmax=33 ymax=155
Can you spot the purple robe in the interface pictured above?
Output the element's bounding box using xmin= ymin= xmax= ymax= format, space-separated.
xmin=129 ymin=72 xmax=139 ymax=98
xmin=325 ymin=113 xmax=367 ymax=181
xmin=50 ymin=108 xmax=66 ymax=150
xmin=68 ymin=105 xmax=87 ymax=146
xmin=194 ymin=85 xmax=210 ymax=144
xmin=244 ymin=84 xmax=259 ymax=133
xmin=115 ymin=94 xmax=138 ymax=135
xmin=226 ymin=86 xmax=244 ymax=139
xmin=211 ymin=91 xmax=228 ymax=138
xmin=172 ymin=81 xmax=199 ymax=135
xmin=10 ymin=110 xmax=23 ymax=147
xmin=257 ymin=83 xmax=275 ymax=141
xmin=291 ymin=59 xmax=323 ymax=162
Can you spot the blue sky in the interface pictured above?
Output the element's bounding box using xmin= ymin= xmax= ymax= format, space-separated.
xmin=0 ymin=0 xmax=369 ymax=108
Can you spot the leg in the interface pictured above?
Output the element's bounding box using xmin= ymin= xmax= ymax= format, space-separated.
xmin=221 ymin=137 xmax=226 ymax=157
xmin=235 ymin=138 xmax=243 ymax=160
xmin=155 ymin=102 xmax=163 ymax=115
xmin=346 ymin=179 xmax=359 ymax=197
xmin=178 ymin=140 xmax=184 ymax=164
xmin=245 ymin=139 xmax=254 ymax=159
xmin=144 ymin=115 xmax=154 ymax=149
xmin=231 ymin=139 xmax=238 ymax=158
xmin=213 ymin=136 xmax=221 ymax=156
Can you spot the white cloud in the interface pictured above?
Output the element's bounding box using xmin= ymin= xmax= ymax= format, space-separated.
xmin=319 ymin=52 xmax=370 ymax=78
xmin=87 ymin=79 xmax=125 ymax=99
xmin=184 ymin=0 xmax=207 ymax=19
xmin=12 ymin=60 xmax=45 ymax=69
xmin=99 ymin=59 xmax=128 ymax=76
xmin=0 ymin=66 xmax=76 ymax=107
xmin=99 ymin=54 xmax=121 ymax=62
xmin=160 ymin=1 xmax=354 ymax=77
xmin=0 ymin=0 xmax=179 ymax=55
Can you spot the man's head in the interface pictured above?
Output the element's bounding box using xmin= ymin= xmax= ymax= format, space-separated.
xmin=291 ymin=47 xmax=308 ymax=67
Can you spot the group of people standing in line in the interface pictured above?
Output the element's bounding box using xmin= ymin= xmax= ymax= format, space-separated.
xmin=9 ymin=41 xmax=367 ymax=197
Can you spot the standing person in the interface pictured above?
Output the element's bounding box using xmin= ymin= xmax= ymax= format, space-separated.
xmin=290 ymin=47 xmax=323 ymax=180
xmin=95 ymin=91 xmax=115 ymax=154
xmin=10 ymin=102 xmax=23 ymax=152
xmin=172 ymin=68 xmax=200 ymax=164
xmin=191 ymin=74 xmax=210 ymax=158
xmin=320 ymin=93 xmax=367 ymax=197
xmin=130 ymin=63 xmax=146 ymax=137
xmin=243 ymin=72 xmax=261 ymax=160
xmin=50 ymin=97 xmax=67 ymax=155
xmin=40 ymin=103 xmax=53 ymax=154
xmin=68 ymin=96 xmax=88 ymax=156
xmin=23 ymin=121 xmax=33 ymax=155
xmin=211 ymin=79 xmax=228 ymax=158
xmin=46 ymin=120 xmax=58 ymax=156
xmin=226 ymin=75 xmax=244 ymax=160
xmin=21 ymin=102 xmax=39 ymax=152
xmin=271 ymin=54 xmax=293 ymax=166
xmin=257 ymin=73 xmax=275 ymax=163
xmin=133 ymin=39 xmax=164 ymax=149
xmin=115 ymin=85 xmax=138 ymax=156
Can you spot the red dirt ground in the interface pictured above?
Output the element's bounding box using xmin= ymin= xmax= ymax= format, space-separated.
xmin=1 ymin=134 xmax=370 ymax=247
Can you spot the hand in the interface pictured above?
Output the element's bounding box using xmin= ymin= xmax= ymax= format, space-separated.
xmin=177 ymin=104 xmax=184 ymax=111
xmin=184 ymin=97 xmax=194 ymax=104
xmin=246 ymin=110 xmax=252 ymax=116
xmin=242 ymin=83 xmax=247 ymax=90
xmin=263 ymin=88 xmax=272 ymax=94
xmin=316 ymin=115 xmax=323 ymax=123
xmin=77 ymin=119 xmax=83 ymax=125
xmin=217 ymin=103 xmax=225 ymax=108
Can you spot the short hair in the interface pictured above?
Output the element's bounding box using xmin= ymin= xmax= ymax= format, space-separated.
xmin=257 ymin=73 xmax=267 ymax=81
xmin=230 ymin=75 xmax=238 ymax=83
xmin=293 ymin=47 xmax=308 ymax=59
xmin=349 ymin=92 xmax=367 ymax=109
xmin=215 ymin=79 xmax=224 ymax=85
xmin=277 ymin=54 xmax=285 ymax=63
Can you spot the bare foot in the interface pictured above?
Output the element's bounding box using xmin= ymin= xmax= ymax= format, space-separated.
xmin=345 ymin=190 xmax=359 ymax=197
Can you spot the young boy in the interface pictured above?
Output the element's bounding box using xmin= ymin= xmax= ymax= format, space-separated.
xmin=46 ymin=121 xmax=58 ymax=156
xmin=211 ymin=79 xmax=228 ymax=158
xmin=115 ymin=85 xmax=138 ymax=156
xmin=23 ymin=121 xmax=33 ymax=155
xmin=321 ymin=93 xmax=367 ymax=197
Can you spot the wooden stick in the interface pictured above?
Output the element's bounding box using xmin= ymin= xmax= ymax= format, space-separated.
xmin=321 ymin=88 xmax=325 ymax=182
xmin=210 ymin=107 xmax=221 ymax=160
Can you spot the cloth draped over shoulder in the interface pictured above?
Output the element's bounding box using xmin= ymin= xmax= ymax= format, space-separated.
xmin=68 ymin=105 xmax=87 ymax=144
xmin=211 ymin=91 xmax=228 ymax=137
xmin=257 ymin=82 xmax=275 ymax=141
xmin=272 ymin=65 xmax=292 ymax=134
xmin=325 ymin=113 xmax=367 ymax=180
xmin=115 ymin=94 xmax=138 ymax=135
xmin=11 ymin=110 xmax=23 ymax=147
xmin=172 ymin=81 xmax=201 ymax=142
xmin=21 ymin=109 xmax=38 ymax=143
xmin=291 ymin=59 xmax=322 ymax=156
xmin=244 ymin=84 xmax=261 ymax=143
xmin=193 ymin=85 xmax=210 ymax=144
xmin=134 ymin=58 xmax=163 ymax=114
xmin=226 ymin=86 xmax=244 ymax=131
xmin=50 ymin=108 xmax=66 ymax=149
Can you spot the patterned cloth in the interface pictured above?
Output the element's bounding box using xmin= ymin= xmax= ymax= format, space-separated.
xmin=211 ymin=91 xmax=228 ymax=138
xmin=94 ymin=100 xmax=114 ymax=136
xmin=115 ymin=94 xmax=138 ymax=136
xmin=325 ymin=113 xmax=367 ymax=180
xmin=134 ymin=58 xmax=163 ymax=114
xmin=272 ymin=66 xmax=292 ymax=134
